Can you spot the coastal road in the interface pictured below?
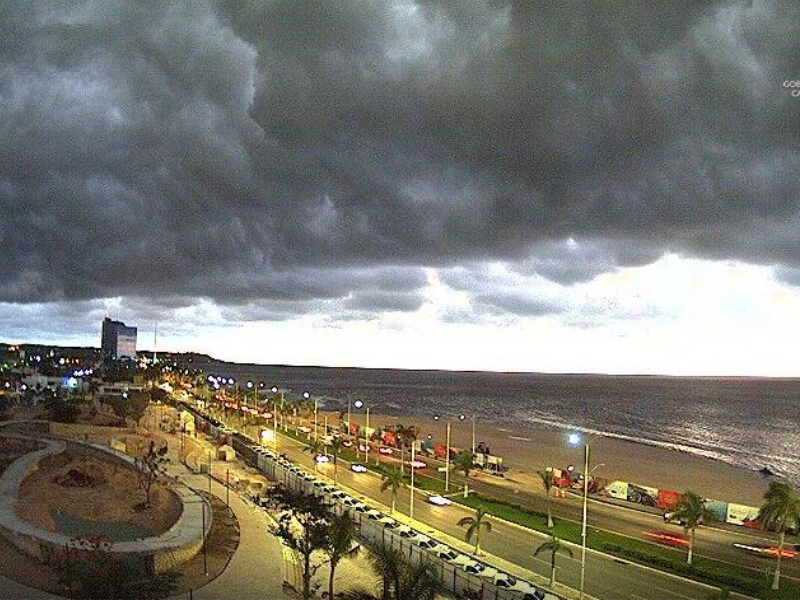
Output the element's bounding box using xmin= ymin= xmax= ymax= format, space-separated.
xmin=262 ymin=412 xmax=800 ymax=583
xmin=265 ymin=427 xmax=744 ymax=600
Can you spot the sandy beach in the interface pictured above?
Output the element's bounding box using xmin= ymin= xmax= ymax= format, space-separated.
xmin=338 ymin=411 xmax=770 ymax=507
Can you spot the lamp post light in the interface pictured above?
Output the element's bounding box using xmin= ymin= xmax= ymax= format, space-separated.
xmin=569 ymin=432 xmax=590 ymax=600
xmin=303 ymin=391 xmax=317 ymax=441
xmin=271 ymin=386 xmax=286 ymax=432
xmin=459 ymin=413 xmax=476 ymax=456
xmin=434 ymin=415 xmax=451 ymax=492
xmin=347 ymin=397 xmax=352 ymax=440
xmin=410 ymin=442 xmax=416 ymax=520
xmin=354 ymin=400 xmax=373 ymax=463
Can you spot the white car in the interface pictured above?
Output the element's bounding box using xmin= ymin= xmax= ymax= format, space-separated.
xmin=394 ymin=525 xmax=416 ymax=538
xmin=427 ymin=494 xmax=452 ymax=506
xmin=462 ymin=561 xmax=485 ymax=576
xmin=411 ymin=534 xmax=438 ymax=550
xmin=350 ymin=463 xmax=368 ymax=473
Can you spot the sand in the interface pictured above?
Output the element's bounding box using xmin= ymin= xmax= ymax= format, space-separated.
xmin=338 ymin=411 xmax=771 ymax=507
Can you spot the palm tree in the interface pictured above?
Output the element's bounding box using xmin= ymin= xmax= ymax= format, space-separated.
xmin=537 ymin=470 xmax=555 ymax=528
xmin=303 ymin=439 xmax=327 ymax=472
xmin=534 ymin=535 xmax=573 ymax=587
xmin=452 ymin=451 xmax=474 ymax=478
xmin=758 ymin=481 xmax=800 ymax=590
xmin=338 ymin=543 xmax=441 ymax=600
xmin=394 ymin=425 xmax=416 ymax=475
xmin=457 ymin=508 xmax=492 ymax=556
xmin=666 ymin=490 xmax=716 ymax=565
xmin=330 ymin=436 xmax=345 ymax=483
xmin=381 ymin=467 xmax=404 ymax=514
xmin=323 ymin=511 xmax=360 ymax=600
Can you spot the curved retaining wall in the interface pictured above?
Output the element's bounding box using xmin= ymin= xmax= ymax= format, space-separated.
xmin=0 ymin=435 xmax=211 ymax=574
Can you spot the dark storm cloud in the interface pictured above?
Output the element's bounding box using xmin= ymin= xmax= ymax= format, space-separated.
xmin=1 ymin=1 xmax=798 ymax=320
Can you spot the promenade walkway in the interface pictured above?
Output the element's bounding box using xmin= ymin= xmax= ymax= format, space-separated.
xmin=159 ymin=406 xmax=379 ymax=600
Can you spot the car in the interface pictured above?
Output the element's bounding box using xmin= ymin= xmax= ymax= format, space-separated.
xmin=312 ymin=481 xmax=327 ymax=489
xmin=430 ymin=544 xmax=459 ymax=561
xmin=427 ymin=494 xmax=452 ymax=506
xmin=416 ymin=538 xmax=439 ymax=550
xmin=376 ymin=516 xmax=398 ymax=528
xmin=322 ymin=485 xmax=338 ymax=494
xmin=643 ymin=530 xmax=690 ymax=547
xmin=351 ymin=463 xmax=368 ymax=473
xmin=352 ymin=504 xmax=371 ymax=514
xmin=410 ymin=534 xmax=437 ymax=549
xmin=462 ymin=561 xmax=485 ymax=575
xmin=409 ymin=460 xmax=427 ymax=469
xmin=314 ymin=453 xmax=329 ymax=464
xmin=328 ymin=490 xmax=348 ymax=500
xmin=342 ymin=497 xmax=361 ymax=507
xmin=394 ymin=525 xmax=416 ymax=538
xmin=734 ymin=543 xmax=798 ymax=559
xmin=521 ymin=590 xmax=547 ymax=600
xmin=363 ymin=509 xmax=383 ymax=520
xmin=379 ymin=446 xmax=394 ymax=455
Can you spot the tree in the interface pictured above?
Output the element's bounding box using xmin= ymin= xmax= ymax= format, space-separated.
xmin=268 ymin=485 xmax=330 ymax=600
xmin=457 ymin=508 xmax=492 ymax=556
xmin=758 ymin=481 xmax=800 ymax=590
xmin=338 ymin=542 xmax=442 ymax=600
xmin=322 ymin=511 xmax=360 ymax=600
xmin=134 ymin=440 xmax=169 ymax=509
xmin=43 ymin=392 xmax=80 ymax=423
xmin=394 ymin=425 xmax=416 ymax=475
xmin=303 ymin=438 xmax=328 ymax=472
xmin=537 ymin=470 xmax=555 ymax=528
xmin=666 ymin=490 xmax=716 ymax=565
xmin=452 ymin=451 xmax=474 ymax=478
xmin=380 ymin=467 xmax=404 ymax=514
xmin=534 ymin=535 xmax=573 ymax=586
xmin=127 ymin=391 xmax=150 ymax=426
xmin=330 ymin=436 xmax=345 ymax=484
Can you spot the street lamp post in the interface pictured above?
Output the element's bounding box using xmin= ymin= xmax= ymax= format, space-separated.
xmin=410 ymin=442 xmax=416 ymax=520
xmin=570 ymin=433 xmax=590 ymax=600
xmin=354 ymin=400 xmax=373 ymax=463
xmin=347 ymin=397 xmax=352 ymax=440
xmin=271 ymin=386 xmax=286 ymax=432
xmin=434 ymin=415 xmax=451 ymax=492
xmin=459 ymin=413 xmax=476 ymax=456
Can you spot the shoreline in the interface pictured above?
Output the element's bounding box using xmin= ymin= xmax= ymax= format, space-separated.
xmin=337 ymin=411 xmax=770 ymax=507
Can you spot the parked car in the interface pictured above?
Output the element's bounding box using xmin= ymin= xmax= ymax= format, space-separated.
xmin=394 ymin=525 xmax=416 ymax=538
xmin=462 ymin=561 xmax=485 ymax=576
xmin=351 ymin=463 xmax=368 ymax=473
xmin=411 ymin=535 xmax=438 ymax=550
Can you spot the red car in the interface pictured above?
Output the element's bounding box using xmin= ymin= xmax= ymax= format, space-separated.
xmin=643 ymin=530 xmax=690 ymax=547
xmin=734 ymin=543 xmax=798 ymax=559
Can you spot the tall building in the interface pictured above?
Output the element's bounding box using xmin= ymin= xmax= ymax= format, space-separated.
xmin=101 ymin=317 xmax=137 ymax=360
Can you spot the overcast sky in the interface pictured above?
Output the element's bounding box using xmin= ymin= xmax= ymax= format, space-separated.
xmin=1 ymin=1 xmax=799 ymax=375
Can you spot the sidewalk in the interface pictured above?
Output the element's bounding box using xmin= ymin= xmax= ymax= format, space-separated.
xmin=159 ymin=407 xmax=380 ymax=600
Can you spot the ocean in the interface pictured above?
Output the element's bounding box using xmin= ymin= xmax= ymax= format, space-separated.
xmin=198 ymin=362 xmax=800 ymax=486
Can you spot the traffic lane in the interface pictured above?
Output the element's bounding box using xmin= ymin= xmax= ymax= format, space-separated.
xmin=271 ymin=434 xmax=758 ymax=596
xmin=231 ymin=422 xmax=778 ymax=596
xmin=314 ymin=458 xmax=716 ymax=600
xmin=387 ymin=493 xmax=716 ymax=600
xmin=412 ymin=461 xmax=800 ymax=581
xmin=219 ymin=416 xmax=718 ymax=600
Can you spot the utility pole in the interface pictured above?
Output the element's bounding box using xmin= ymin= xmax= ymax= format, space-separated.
xmin=445 ymin=421 xmax=451 ymax=492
